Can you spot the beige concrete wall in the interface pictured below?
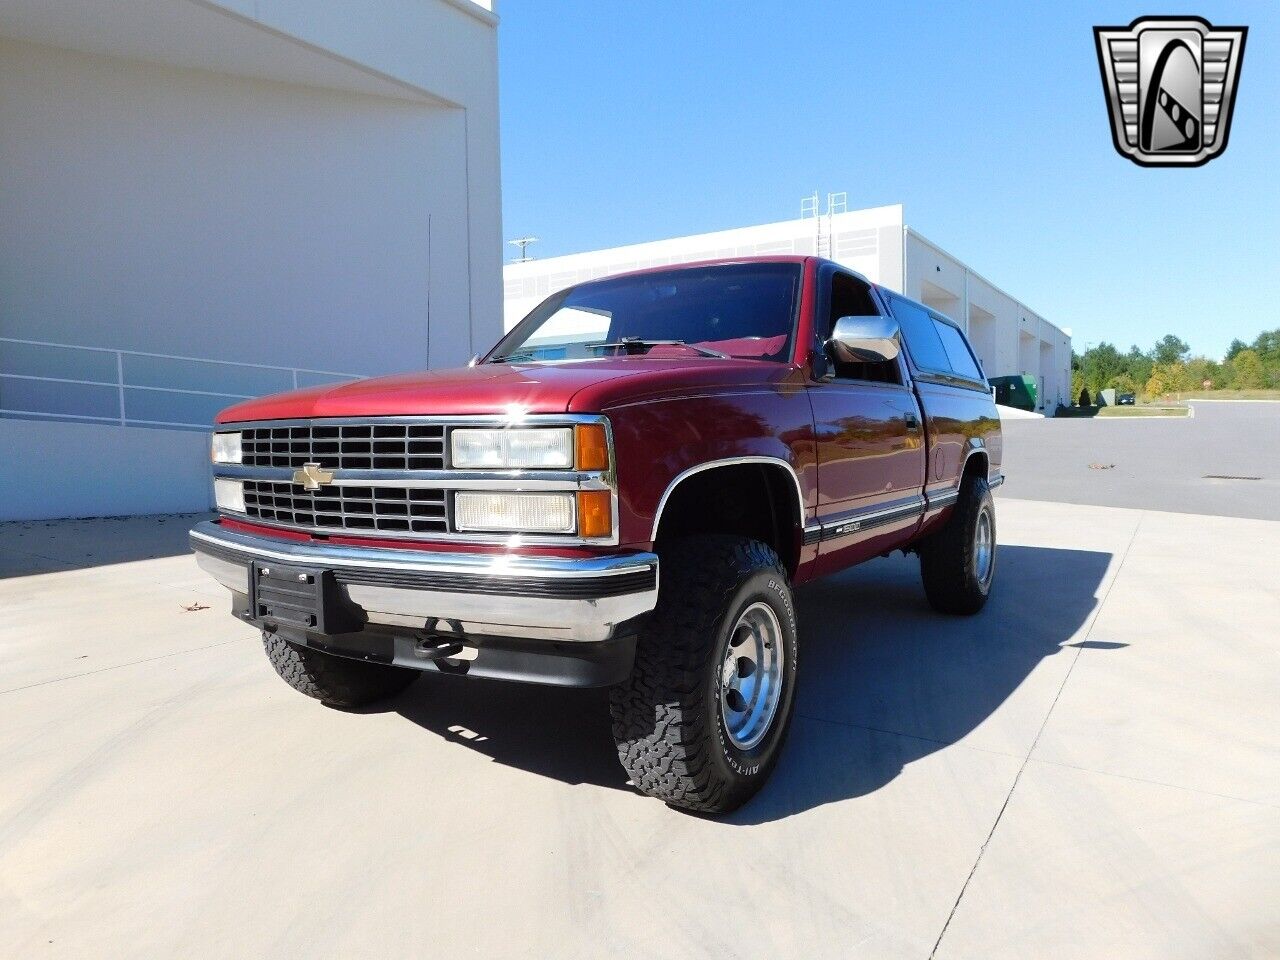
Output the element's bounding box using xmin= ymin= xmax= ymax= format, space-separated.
xmin=906 ymin=230 xmax=1071 ymax=412
xmin=503 ymin=205 xmax=905 ymax=330
xmin=0 ymin=36 xmax=480 ymax=373
xmin=0 ymin=0 xmax=502 ymax=518
xmin=0 ymin=419 xmax=211 ymax=519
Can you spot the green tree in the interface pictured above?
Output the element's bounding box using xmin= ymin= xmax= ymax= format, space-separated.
xmin=1071 ymin=369 xmax=1086 ymax=405
xmin=1144 ymin=371 xmax=1165 ymax=400
xmin=1184 ymin=356 xmax=1222 ymax=390
xmin=1076 ymin=331 xmax=1276 ymax=394
xmin=1230 ymin=349 xmax=1266 ymax=389
xmin=1152 ymin=361 xmax=1192 ymax=393
xmin=1080 ymin=342 xmax=1122 ymax=394
xmin=1110 ymin=373 xmax=1138 ymax=396
xmin=1250 ymin=329 xmax=1280 ymax=364
xmin=1152 ymin=334 xmax=1190 ymax=366
xmin=1124 ymin=345 xmax=1153 ymax=388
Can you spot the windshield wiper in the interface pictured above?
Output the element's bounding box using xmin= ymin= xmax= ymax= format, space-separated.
xmin=588 ymin=338 xmax=728 ymax=359
xmin=487 ymin=352 xmax=538 ymax=364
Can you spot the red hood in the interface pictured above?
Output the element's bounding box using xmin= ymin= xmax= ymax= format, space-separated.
xmin=215 ymin=358 xmax=795 ymax=423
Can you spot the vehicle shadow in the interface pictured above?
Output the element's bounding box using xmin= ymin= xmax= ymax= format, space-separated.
xmin=0 ymin=513 xmax=212 ymax=579
xmin=384 ymin=543 xmax=1114 ymax=821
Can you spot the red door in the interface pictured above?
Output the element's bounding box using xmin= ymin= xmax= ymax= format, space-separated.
xmin=807 ymin=270 xmax=926 ymax=576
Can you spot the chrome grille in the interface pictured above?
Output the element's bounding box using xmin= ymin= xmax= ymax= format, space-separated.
xmin=240 ymin=424 xmax=445 ymax=471
xmin=242 ymin=480 xmax=448 ymax=535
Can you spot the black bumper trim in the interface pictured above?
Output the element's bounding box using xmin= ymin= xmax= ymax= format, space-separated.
xmin=259 ymin=616 xmax=640 ymax=688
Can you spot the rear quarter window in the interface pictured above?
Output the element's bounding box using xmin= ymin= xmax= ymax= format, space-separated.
xmin=888 ymin=298 xmax=951 ymax=372
xmin=933 ymin=320 xmax=984 ymax=382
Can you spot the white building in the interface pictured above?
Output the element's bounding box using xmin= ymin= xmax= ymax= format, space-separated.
xmin=504 ymin=204 xmax=1071 ymax=412
xmin=0 ymin=0 xmax=501 ymax=520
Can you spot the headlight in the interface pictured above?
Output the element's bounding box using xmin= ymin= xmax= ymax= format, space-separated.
xmin=212 ymin=432 xmax=243 ymax=464
xmin=454 ymin=492 xmax=575 ymax=533
xmin=451 ymin=428 xmax=573 ymax=469
xmin=213 ymin=478 xmax=246 ymax=513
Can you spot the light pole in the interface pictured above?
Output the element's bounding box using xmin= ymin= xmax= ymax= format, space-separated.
xmin=508 ymin=236 xmax=540 ymax=263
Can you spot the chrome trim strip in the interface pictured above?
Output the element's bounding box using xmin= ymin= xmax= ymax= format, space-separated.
xmin=813 ymin=495 xmax=925 ymax=542
xmin=650 ymin=456 xmax=807 ymax=542
xmin=213 ymin=464 xmax=612 ymax=492
xmin=989 ymin=474 xmax=1005 ymax=489
xmin=190 ymin=522 xmax=651 ymax=578
xmin=924 ymin=488 xmax=961 ymax=513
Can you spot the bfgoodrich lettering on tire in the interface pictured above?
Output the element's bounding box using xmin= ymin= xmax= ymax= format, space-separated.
xmin=610 ymin=535 xmax=798 ymax=813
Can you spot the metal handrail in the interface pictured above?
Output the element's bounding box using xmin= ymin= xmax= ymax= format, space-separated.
xmin=0 ymin=336 xmax=362 ymax=429
xmin=0 ymin=336 xmax=356 ymax=375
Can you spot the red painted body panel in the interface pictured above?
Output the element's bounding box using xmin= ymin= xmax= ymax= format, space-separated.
xmin=606 ymin=369 xmax=817 ymax=542
xmin=217 ymin=358 xmax=796 ymax=424
xmin=806 ymin=377 xmax=928 ymax=578
xmin=213 ymin=257 xmax=1002 ymax=584
xmin=913 ymin=377 xmax=1002 ymax=537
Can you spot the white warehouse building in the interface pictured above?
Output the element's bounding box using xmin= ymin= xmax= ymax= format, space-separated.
xmin=0 ymin=0 xmax=501 ymax=520
xmin=504 ymin=204 xmax=1071 ymax=411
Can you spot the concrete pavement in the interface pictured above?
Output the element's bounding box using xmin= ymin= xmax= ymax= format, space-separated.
xmin=1 ymin=499 xmax=1276 ymax=959
xmin=1000 ymin=400 xmax=1280 ymax=521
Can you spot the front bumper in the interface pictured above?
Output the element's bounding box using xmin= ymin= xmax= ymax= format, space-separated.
xmin=189 ymin=521 xmax=659 ymax=685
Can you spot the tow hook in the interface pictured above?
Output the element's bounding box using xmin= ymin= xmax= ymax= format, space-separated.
xmin=413 ymin=634 xmax=465 ymax=661
xmin=412 ymin=619 xmax=477 ymax=666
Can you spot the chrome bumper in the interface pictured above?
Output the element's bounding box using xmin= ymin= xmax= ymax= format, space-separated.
xmin=189 ymin=521 xmax=658 ymax=644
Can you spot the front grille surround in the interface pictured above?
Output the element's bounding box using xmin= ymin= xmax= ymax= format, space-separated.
xmin=214 ymin=415 xmax=618 ymax=546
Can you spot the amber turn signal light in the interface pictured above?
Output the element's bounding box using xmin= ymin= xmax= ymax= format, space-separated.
xmin=574 ymin=423 xmax=609 ymax=471
xmin=577 ymin=489 xmax=612 ymax=538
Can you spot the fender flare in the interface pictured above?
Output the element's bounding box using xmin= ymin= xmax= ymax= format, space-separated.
xmin=960 ymin=441 xmax=992 ymax=482
xmin=649 ymin=456 xmax=806 ymax=542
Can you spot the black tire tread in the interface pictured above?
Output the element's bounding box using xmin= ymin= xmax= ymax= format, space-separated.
xmin=610 ymin=536 xmax=790 ymax=813
xmin=263 ymin=633 xmax=417 ymax=707
xmin=919 ymin=474 xmax=994 ymax=615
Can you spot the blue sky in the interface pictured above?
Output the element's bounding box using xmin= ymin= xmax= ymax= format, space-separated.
xmin=498 ymin=1 xmax=1277 ymax=360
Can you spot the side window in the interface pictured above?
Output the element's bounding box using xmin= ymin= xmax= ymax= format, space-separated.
xmin=889 ymin=297 xmax=951 ymax=373
xmin=933 ymin=319 xmax=984 ymax=382
xmin=824 ymin=273 xmax=900 ymax=384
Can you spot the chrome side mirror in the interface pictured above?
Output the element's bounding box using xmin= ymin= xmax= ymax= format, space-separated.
xmin=467 ymin=354 xmax=481 ymax=367
xmin=826 ymin=316 xmax=901 ymax=363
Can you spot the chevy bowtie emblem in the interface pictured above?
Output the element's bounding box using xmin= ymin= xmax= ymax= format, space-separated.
xmin=293 ymin=462 xmax=335 ymax=491
xmin=1094 ymin=16 xmax=1247 ymax=167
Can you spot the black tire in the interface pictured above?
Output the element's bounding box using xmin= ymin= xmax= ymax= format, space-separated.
xmin=263 ymin=632 xmax=418 ymax=708
xmin=610 ymin=536 xmax=798 ymax=814
xmin=919 ymin=474 xmax=996 ymax=615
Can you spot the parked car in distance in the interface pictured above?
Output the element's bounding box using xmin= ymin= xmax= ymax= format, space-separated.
xmin=1117 ymin=392 xmax=1136 ymax=405
xmin=191 ymin=257 xmax=1003 ymax=813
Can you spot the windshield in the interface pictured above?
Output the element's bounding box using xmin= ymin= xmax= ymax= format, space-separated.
xmin=489 ymin=262 xmax=802 ymax=364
